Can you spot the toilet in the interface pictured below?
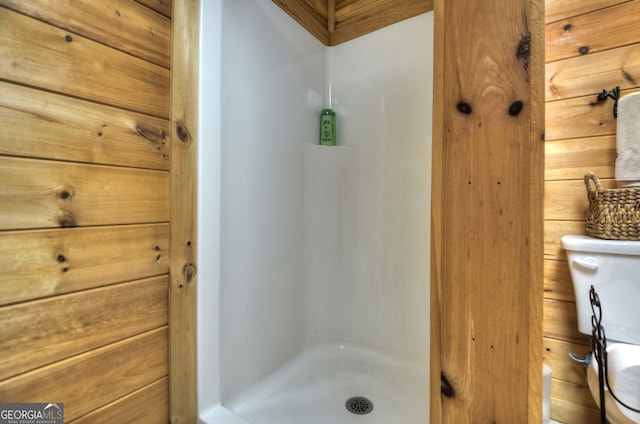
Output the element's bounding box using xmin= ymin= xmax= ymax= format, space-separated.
xmin=562 ymin=235 xmax=640 ymax=424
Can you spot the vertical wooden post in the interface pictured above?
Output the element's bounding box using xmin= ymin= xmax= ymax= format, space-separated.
xmin=170 ymin=0 xmax=199 ymax=422
xmin=431 ymin=0 xmax=544 ymax=421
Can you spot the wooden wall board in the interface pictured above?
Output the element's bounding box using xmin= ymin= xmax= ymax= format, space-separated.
xmin=135 ymin=0 xmax=172 ymax=18
xmin=0 ymin=82 xmax=170 ymax=170
xmin=544 ymin=136 xmax=616 ymax=181
xmin=543 ymin=178 xmax=614 ymax=221
xmin=71 ymin=377 xmax=168 ymax=424
xmin=0 ymin=224 xmax=169 ymax=306
xmin=0 ymin=276 xmax=168 ymax=380
xmin=0 ymin=328 xmax=168 ymax=422
xmin=544 ymin=220 xmax=585 ymax=261
xmin=547 ymin=45 xmax=640 ymax=101
xmin=545 ymin=95 xmax=617 ymax=141
xmin=551 ymin=395 xmax=600 ymax=424
xmin=1 ymin=0 xmax=171 ymax=68
xmin=543 ymin=298 xmax=589 ymax=344
xmin=0 ymin=7 xmax=170 ymax=119
xmin=543 ymin=259 xmax=574 ymax=302
xmin=544 ymin=337 xmax=590 ymax=384
xmin=552 ymin=378 xmax=599 ymax=413
xmin=0 ymin=157 xmax=169 ymax=230
xmin=546 ymin=1 xmax=640 ymax=63
xmin=545 ymin=0 xmax=630 ymax=24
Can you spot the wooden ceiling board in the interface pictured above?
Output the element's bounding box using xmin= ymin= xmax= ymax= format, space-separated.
xmin=273 ymin=0 xmax=433 ymax=46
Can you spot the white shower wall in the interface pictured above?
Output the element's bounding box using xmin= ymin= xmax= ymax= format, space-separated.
xmin=197 ymin=0 xmax=433 ymax=416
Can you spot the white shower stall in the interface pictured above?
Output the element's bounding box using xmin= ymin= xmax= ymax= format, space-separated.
xmin=197 ymin=1 xmax=433 ymax=422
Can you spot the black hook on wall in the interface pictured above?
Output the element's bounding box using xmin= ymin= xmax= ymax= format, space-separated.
xmin=596 ymin=86 xmax=621 ymax=118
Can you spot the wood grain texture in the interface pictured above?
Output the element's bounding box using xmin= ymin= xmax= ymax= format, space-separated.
xmin=433 ymin=0 xmax=543 ymax=421
xmin=545 ymin=0 xmax=630 ymax=24
xmin=0 ymin=157 xmax=169 ymax=230
xmin=543 ymin=298 xmax=589 ymax=345
xmin=543 ymin=259 xmax=575 ymax=302
xmin=135 ymin=0 xmax=172 ymax=18
xmin=546 ymin=1 xmax=640 ymax=62
xmin=0 ymin=328 xmax=168 ymax=422
xmin=545 ymin=136 xmax=616 ymax=181
xmin=545 ymin=95 xmax=617 ymax=141
xmin=430 ymin=0 xmax=445 ymax=421
xmin=71 ymin=378 xmax=168 ymax=424
xmin=544 ymin=220 xmax=585 ymax=261
xmin=544 ymin=337 xmax=590 ymax=384
xmin=0 ymin=277 xmax=168 ymax=380
xmin=547 ymin=44 xmax=640 ymax=101
xmin=273 ymin=0 xmax=433 ymax=46
xmin=0 ymin=7 xmax=170 ymax=118
xmin=551 ymin=394 xmax=600 ymax=424
xmin=331 ymin=0 xmax=432 ymax=45
xmin=0 ymin=224 xmax=169 ymax=306
xmin=273 ymin=0 xmax=330 ymax=45
xmin=1 ymin=0 xmax=171 ymax=68
xmin=0 ymin=82 xmax=170 ymax=170
xmin=169 ymin=0 xmax=198 ymax=422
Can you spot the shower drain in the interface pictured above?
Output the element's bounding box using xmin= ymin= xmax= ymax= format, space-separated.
xmin=345 ymin=396 xmax=373 ymax=415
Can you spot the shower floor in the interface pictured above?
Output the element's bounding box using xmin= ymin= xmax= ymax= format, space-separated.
xmin=225 ymin=344 xmax=429 ymax=424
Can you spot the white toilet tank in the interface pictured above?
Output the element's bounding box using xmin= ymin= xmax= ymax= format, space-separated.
xmin=562 ymin=235 xmax=640 ymax=345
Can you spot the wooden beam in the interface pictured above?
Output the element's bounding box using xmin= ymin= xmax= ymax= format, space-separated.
xmin=431 ymin=0 xmax=544 ymax=421
xmin=170 ymin=0 xmax=198 ymax=422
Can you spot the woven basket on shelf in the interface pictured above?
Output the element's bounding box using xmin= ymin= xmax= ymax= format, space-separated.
xmin=584 ymin=171 xmax=640 ymax=240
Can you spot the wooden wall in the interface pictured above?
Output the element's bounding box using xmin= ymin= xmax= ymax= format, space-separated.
xmin=544 ymin=0 xmax=640 ymax=422
xmin=272 ymin=0 xmax=433 ymax=45
xmin=0 ymin=1 xmax=175 ymax=421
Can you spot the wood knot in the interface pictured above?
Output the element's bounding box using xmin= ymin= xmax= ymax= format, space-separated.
xmin=59 ymin=211 xmax=77 ymax=228
xmin=176 ymin=123 xmax=190 ymax=143
xmin=508 ymin=100 xmax=524 ymax=116
xmin=456 ymin=101 xmax=472 ymax=115
xmin=58 ymin=189 xmax=73 ymax=200
xmin=516 ymin=34 xmax=531 ymax=59
xmin=441 ymin=372 xmax=455 ymax=398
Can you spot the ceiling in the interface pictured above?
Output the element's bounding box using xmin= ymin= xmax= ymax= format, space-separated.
xmin=272 ymin=0 xmax=434 ymax=46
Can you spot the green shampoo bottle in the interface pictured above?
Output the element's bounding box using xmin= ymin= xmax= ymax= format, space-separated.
xmin=320 ymin=108 xmax=336 ymax=146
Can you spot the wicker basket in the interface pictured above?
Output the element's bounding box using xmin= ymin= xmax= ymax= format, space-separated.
xmin=584 ymin=171 xmax=640 ymax=240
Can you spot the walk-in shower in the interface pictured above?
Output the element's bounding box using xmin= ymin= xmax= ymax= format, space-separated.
xmin=197 ymin=1 xmax=433 ymax=422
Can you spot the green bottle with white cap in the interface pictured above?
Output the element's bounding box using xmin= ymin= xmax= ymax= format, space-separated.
xmin=320 ymin=108 xmax=336 ymax=146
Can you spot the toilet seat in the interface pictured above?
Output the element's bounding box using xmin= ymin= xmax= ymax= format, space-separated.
xmin=586 ymin=343 xmax=640 ymax=424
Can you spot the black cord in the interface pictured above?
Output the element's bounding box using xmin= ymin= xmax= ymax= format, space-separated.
xmin=590 ymin=285 xmax=640 ymax=422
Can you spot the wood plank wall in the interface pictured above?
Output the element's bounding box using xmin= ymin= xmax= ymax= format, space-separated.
xmin=544 ymin=0 xmax=640 ymax=422
xmin=0 ymin=1 xmax=173 ymax=422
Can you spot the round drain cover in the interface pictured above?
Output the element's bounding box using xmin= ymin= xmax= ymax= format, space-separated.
xmin=346 ymin=396 xmax=373 ymax=415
